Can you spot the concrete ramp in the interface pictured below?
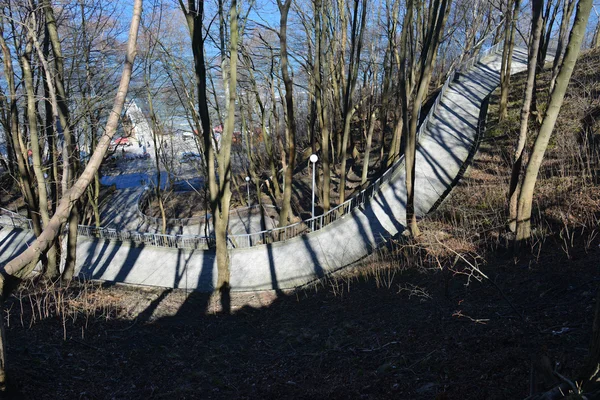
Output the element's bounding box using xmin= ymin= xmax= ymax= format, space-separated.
xmin=0 ymin=47 xmax=533 ymax=291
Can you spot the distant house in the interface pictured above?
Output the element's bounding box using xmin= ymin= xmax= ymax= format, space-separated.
xmin=182 ymin=126 xmax=222 ymax=150
xmin=182 ymin=130 xmax=196 ymax=141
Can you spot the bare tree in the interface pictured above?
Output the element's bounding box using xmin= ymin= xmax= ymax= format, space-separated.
xmin=515 ymin=0 xmax=592 ymax=242
xmin=402 ymin=0 xmax=452 ymax=236
xmin=498 ymin=0 xmax=520 ymax=121
xmin=179 ymin=0 xmax=241 ymax=301
xmin=0 ymin=15 xmax=42 ymax=237
xmin=507 ymin=0 xmax=543 ymax=233
xmin=338 ymin=0 xmax=368 ymax=205
xmin=0 ymin=0 xmax=143 ymax=387
xmin=548 ymin=0 xmax=576 ymax=93
xmin=277 ymin=0 xmax=297 ymax=226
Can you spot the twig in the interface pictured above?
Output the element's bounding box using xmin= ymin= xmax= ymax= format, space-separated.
xmin=359 ymin=341 xmax=400 ymax=352
xmin=434 ymin=237 xmax=535 ymax=331
xmin=553 ymin=370 xmax=579 ymax=395
xmin=452 ymin=310 xmax=489 ymax=324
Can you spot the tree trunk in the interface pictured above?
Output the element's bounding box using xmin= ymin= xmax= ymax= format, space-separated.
xmin=499 ymin=0 xmax=520 ymax=121
xmin=508 ymin=0 xmax=543 ymax=233
xmin=146 ymin=81 xmax=167 ymax=234
xmin=44 ymin=0 xmax=80 ymax=280
xmin=278 ymin=0 xmax=297 ymax=227
xmin=21 ymin=39 xmax=51 ymax=232
xmin=213 ymin=0 xmax=239 ymax=296
xmin=361 ymin=107 xmax=376 ymax=185
xmin=62 ymin=201 xmax=79 ymax=280
xmin=533 ymin=0 xmax=561 ymax=119
xmin=515 ymin=0 xmax=592 ymax=242
xmin=387 ymin=117 xmax=403 ymax=167
xmin=314 ymin=0 xmax=331 ymax=212
xmin=549 ymin=0 xmax=576 ymax=93
xmin=0 ymin=21 xmax=42 ymax=236
xmin=338 ymin=0 xmax=367 ymax=205
xmin=403 ymin=0 xmax=451 ymax=236
xmin=592 ymin=21 xmax=600 ymax=48
xmin=181 ymin=0 xmax=218 ymax=242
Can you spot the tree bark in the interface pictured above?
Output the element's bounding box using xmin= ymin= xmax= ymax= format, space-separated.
xmin=403 ymin=0 xmax=451 ymax=236
xmin=21 ymin=38 xmax=51 ymax=232
xmin=549 ymin=0 xmax=576 ymax=93
xmin=278 ymin=0 xmax=297 ymax=227
xmin=44 ymin=0 xmax=80 ymax=279
xmin=592 ymin=20 xmax=600 ymax=48
xmin=338 ymin=0 xmax=368 ymax=205
xmin=213 ymin=0 xmax=239 ymax=295
xmin=313 ymin=0 xmax=331 ymax=212
xmin=499 ymin=0 xmax=520 ymax=121
xmin=515 ymin=0 xmax=592 ymax=242
xmin=507 ymin=0 xmax=543 ymax=233
xmin=0 ymin=20 xmax=42 ymax=236
xmin=361 ymin=107 xmax=376 ymax=186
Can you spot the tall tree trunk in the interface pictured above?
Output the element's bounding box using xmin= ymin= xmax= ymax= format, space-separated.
xmin=278 ymin=0 xmax=297 ymax=226
xmin=339 ymin=0 xmax=368 ymax=205
xmin=213 ymin=0 xmax=239 ymax=297
xmin=181 ymin=0 xmax=218 ymax=244
xmin=499 ymin=0 xmax=520 ymax=121
xmin=21 ymin=39 xmax=51 ymax=234
xmin=508 ymin=0 xmax=543 ymax=233
xmin=533 ymin=0 xmax=561 ymax=118
xmin=148 ymin=96 xmax=167 ymax=234
xmin=361 ymin=107 xmax=376 ymax=185
xmin=592 ymin=20 xmax=600 ymax=48
xmin=403 ymin=0 xmax=451 ymax=236
xmin=0 ymin=22 xmax=42 ymax=236
xmin=314 ymin=0 xmax=331 ymax=212
xmin=379 ymin=47 xmax=392 ymax=167
xmin=515 ymin=0 xmax=592 ymax=242
xmin=62 ymin=201 xmax=79 ymax=280
xmin=549 ymin=0 xmax=576 ymax=93
xmin=44 ymin=0 xmax=79 ymax=279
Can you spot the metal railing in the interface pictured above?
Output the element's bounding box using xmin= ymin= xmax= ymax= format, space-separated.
xmin=227 ymin=37 xmax=507 ymax=248
xmin=0 ymin=39 xmax=506 ymax=251
xmin=0 ymin=208 xmax=34 ymax=231
xmin=136 ymin=189 xmax=209 ymax=227
xmin=76 ymin=224 xmax=214 ymax=249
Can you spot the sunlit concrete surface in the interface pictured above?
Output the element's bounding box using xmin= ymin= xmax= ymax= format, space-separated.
xmin=0 ymin=47 xmax=540 ymax=291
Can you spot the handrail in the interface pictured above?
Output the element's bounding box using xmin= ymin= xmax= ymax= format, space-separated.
xmin=136 ymin=189 xmax=278 ymax=229
xmin=226 ymin=36 xmax=506 ymax=248
xmin=0 ymin=36 xmax=506 ymax=251
xmin=136 ymin=189 xmax=209 ymax=227
xmin=0 ymin=208 xmax=33 ymax=231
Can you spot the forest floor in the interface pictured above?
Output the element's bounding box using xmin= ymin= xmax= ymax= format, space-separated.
xmin=2 ymin=49 xmax=600 ymax=399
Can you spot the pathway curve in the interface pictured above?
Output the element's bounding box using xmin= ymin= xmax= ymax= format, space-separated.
xmin=0 ymin=46 xmax=540 ymax=291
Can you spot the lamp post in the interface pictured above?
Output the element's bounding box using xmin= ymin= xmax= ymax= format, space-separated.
xmin=309 ymin=154 xmax=318 ymax=231
xmin=245 ymin=176 xmax=251 ymax=206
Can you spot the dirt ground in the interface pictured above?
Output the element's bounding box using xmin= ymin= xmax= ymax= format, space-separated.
xmin=2 ymin=237 xmax=598 ymax=399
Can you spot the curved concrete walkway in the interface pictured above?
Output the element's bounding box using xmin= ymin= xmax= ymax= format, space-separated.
xmin=0 ymin=47 xmax=535 ymax=291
